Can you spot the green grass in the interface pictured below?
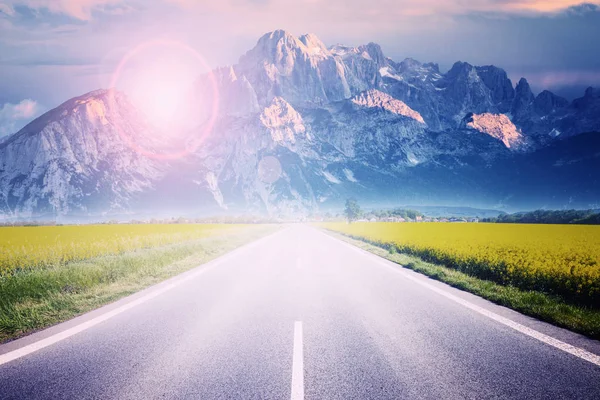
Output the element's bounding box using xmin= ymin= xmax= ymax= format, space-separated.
xmin=326 ymin=230 xmax=600 ymax=340
xmin=0 ymin=225 xmax=277 ymax=343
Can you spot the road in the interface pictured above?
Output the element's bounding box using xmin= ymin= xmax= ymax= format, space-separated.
xmin=1 ymin=225 xmax=600 ymax=399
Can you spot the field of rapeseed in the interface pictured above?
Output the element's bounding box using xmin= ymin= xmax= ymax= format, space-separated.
xmin=321 ymin=222 xmax=600 ymax=306
xmin=0 ymin=224 xmax=246 ymax=276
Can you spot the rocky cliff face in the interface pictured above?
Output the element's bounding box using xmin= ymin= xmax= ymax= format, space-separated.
xmin=0 ymin=90 xmax=162 ymax=217
xmin=1 ymin=30 xmax=599 ymax=218
xmin=236 ymin=30 xmax=350 ymax=106
xmin=185 ymin=30 xmax=597 ymax=142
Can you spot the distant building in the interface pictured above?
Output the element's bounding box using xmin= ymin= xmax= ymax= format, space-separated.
xmin=449 ymin=217 xmax=467 ymax=223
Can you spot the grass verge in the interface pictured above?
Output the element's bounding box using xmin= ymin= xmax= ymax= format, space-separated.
xmin=0 ymin=225 xmax=278 ymax=343
xmin=325 ymin=230 xmax=600 ymax=340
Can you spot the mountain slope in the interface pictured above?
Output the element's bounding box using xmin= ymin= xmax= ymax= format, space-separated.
xmin=0 ymin=90 xmax=162 ymax=218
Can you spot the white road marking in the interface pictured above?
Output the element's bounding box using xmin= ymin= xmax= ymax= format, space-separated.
xmin=323 ymin=230 xmax=600 ymax=368
xmin=291 ymin=321 xmax=305 ymax=400
xmin=296 ymin=257 xmax=302 ymax=269
xmin=0 ymin=281 xmax=178 ymax=366
xmin=0 ymin=229 xmax=284 ymax=366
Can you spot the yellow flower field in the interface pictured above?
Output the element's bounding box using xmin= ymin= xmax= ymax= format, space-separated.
xmin=320 ymin=222 xmax=600 ymax=305
xmin=0 ymin=224 xmax=247 ymax=276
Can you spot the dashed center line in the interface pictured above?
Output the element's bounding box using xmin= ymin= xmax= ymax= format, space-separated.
xmin=291 ymin=321 xmax=305 ymax=400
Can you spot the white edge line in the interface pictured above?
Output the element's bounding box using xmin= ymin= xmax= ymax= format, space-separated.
xmin=0 ymin=228 xmax=285 ymax=366
xmin=321 ymin=229 xmax=600 ymax=368
xmin=291 ymin=321 xmax=305 ymax=400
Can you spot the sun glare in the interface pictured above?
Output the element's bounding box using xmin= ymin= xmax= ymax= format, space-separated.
xmin=129 ymin=62 xmax=189 ymax=128
xmin=110 ymin=40 xmax=214 ymax=131
xmin=107 ymin=40 xmax=220 ymax=160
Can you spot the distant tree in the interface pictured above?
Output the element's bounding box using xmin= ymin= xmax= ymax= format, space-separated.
xmin=344 ymin=198 xmax=362 ymax=223
xmin=406 ymin=209 xmax=420 ymax=220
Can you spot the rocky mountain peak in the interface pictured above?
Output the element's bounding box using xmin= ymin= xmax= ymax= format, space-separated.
xmin=358 ymin=42 xmax=387 ymax=66
xmin=571 ymin=87 xmax=600 ymax=113
xmin=512 ymin=78 xmax=535 ymax=120
xmin=0 ymin=88 xmax=161 ymax=217
xmin=4 ymin=89 xmax=132 ymax=145
xmin=236 ymin=30 xmax=385 ymax=107
xmin=328 ymin=44 xmax=355 ymax=57
xmin=569 ymin=86 xmax=600 ymax=132
xmin=256 ymin=29 xmax=299 ymax=49
xmin=447 ymin=61 xmax=475 ymax=77
xmin=583 ymin=86 xmax=600 ymax=99
xmin=423 ymin=62 xmax=440 ymax=73
xmin=475 ymin=65 xmax=515 ymax=112
xmin=515 ymin=78 xmax=533 ymax=95
xmin=243 ymin=30 xmax=331 ymax=67
xmin=238 ymin=29 xmax=317 ymax=78
xmin=298 ymin=33 xmax=330 ymax=58
xmin=399 ymin=57 xmax=422 ymax=71
xmin=533 ymin=90 xmax=568 ymax=115
xmin=573 ymin=86 xmax=600 ymax=108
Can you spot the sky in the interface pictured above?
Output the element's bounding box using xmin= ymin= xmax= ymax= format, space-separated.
xmin=1 ymin=0 xmax=600 ymax=136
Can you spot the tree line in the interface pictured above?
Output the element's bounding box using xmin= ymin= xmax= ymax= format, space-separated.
xmin=482 ymin=209 xmax=600 ymax=225
xmin=344 ymin=199 xmax=424 ymax=222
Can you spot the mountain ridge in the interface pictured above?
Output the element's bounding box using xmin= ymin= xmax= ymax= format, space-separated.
xmin=1 ymin=29 xmax=599 ymax=219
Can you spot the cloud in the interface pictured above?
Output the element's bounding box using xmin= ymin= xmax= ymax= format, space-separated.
xmin=153 ymin=0 xmax=600 ymax=39
xmin=498 ymin=1 xmax=599 ymax=13
xmin=4 ymin=0 xmax=126 ymax=20
xmin=2 ymin=0 xmax=597 ymax=23
xmin=0 ymin=3 xmax=15 ymax=15
xmin=0 ymin=99 xmax=42 ymax=137
xmin=527 ymin=70 xmax=600 ymax=88
xmin=163 ymin=0 xmax=600 ymax=16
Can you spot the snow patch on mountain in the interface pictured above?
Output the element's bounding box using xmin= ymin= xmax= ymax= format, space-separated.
xmin=343 ymin=168 xmax=358 ymax=182
xmin=465 ymin=113 xmax=524 ymax=149
xmin=205 ymin=171 xmax=225 ymax=209
xmin=351 ymin=89 xmax=425 ymax=124
xmin=322 ymin=170 xmax=341 ymax=184
xmin=379 ymin=67 xmax=403 ymax=81
xmin=260 ymin=97 xmax=307 ymax=144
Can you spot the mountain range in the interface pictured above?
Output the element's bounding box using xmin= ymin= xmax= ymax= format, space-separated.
xmin=1 ymin=29 xmax=599 ymax=220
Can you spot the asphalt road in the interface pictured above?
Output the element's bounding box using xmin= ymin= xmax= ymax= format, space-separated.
xmin=1 ymin=225 xmax=600 ymax=399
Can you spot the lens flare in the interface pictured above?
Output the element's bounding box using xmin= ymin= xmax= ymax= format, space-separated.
xmin=108 ymin=40 xmax=219 ymax=160
xmin=258 ymin=156 xmax=283 ymax=184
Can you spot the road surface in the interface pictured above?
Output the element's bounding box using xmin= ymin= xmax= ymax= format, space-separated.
xmin=1 ymin=225 xmax=599 ymax=399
